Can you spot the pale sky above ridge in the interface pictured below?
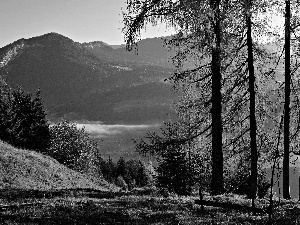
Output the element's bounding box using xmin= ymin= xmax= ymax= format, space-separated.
xmin=0 ymin=0 xmax=175 ymax=48
xmin=1 ymin=1 xmax=287 ymax=48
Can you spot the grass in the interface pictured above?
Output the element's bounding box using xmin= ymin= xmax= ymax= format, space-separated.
xmin=0 ymin=141 xmax=116 ymax=191
xmin=1 ymin=189 xmax=300 ymax=224
xmin=1 ymin=141 xmax=300 ymax=224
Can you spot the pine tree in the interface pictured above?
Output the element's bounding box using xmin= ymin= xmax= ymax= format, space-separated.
xmin=0 ymin=86 xmax=50 ymax=151
xmin=117 ymin=157 xmax=126 ymax=177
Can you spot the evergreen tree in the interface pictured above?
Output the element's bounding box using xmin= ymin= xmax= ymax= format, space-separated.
xmin=0 ymin=86 xmax=50 ymax=152
xmin=136 ymin=121 xmax=196 ymax=195
xmin=104 ymin=156 xmax=116 ymax=183
xmin=156 ymin=144 xmax=191 ymax=195
xmin=116 ymin=157 xmax=126 ymax=177
xmin=0 ymin=78 xmax=11 ymax=143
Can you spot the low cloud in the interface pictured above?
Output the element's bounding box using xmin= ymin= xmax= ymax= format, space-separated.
xmin=76 ymin=122 xmax=161 ymax=139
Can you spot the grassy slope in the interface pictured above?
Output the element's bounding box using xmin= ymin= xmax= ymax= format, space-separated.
xmin=1 ymin=140 xmax=300 ymax=224
xmin=0 ymin=141 xmax=116 ymax=191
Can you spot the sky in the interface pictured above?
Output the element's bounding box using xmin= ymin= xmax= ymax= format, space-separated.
xmin=0 ymin=0 xmax=175 ymax=48
xmin=0 ymin=0 xmax=287 ymax=48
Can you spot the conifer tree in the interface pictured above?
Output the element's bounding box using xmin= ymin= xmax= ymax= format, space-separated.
xmin=0 ymin=86 xmax=50 ymax=151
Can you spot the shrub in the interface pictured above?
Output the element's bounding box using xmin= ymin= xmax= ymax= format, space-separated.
xmin=225 ymin=157 xmax=270 ymax=198
xmin=115 ymin=175 xmax=128 ymax=191
xmin=47 ymin=120 xmax=98 ymax=171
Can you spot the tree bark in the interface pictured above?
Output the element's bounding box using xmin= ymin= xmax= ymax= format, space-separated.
xmin=210 ymin=0 xmax=224 ymax=195
xmin=246 ymin=0 xmax=258 ymax=202
xmin=283 ymin=0 xmax=291 ymax=200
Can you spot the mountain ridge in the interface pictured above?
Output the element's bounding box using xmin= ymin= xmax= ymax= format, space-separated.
xmin=0 ymin=32 xmax=177 ymax=160
xmin=0 ymin=32 xmax=177 ymax=124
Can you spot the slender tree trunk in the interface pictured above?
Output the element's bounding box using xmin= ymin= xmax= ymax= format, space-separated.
xmin=246 ymin=0 xmax=257 ymax=203
xmin=283 ymin=0 xmax=291 ymax=200
xmin=210 ymin=0 xmax=224 ymax=195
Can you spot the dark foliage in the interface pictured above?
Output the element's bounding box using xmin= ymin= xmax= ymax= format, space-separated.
xmin=135 ymin=122 xmax=196 ymax=196
xmin=156 ymin=147 xmax=192 ymax=195
xmin=101 ymin=157 xmax=152 ymax=189
xmin=225 ymin=159 xmax=270 ymax=198
xmin=101 ymin=157 xmax=117 ymax=183
xmin=0 ymin=86 xmax=50 ymax=152
xmin=117 ymin=157 xmax=126 ymax=178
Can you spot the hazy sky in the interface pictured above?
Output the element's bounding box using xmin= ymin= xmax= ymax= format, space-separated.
xmin=1 ymin=0 xmax=175 ymax=48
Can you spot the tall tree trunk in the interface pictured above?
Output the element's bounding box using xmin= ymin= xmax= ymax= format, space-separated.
xmin=246 ymin=0 xmax=258 ymax=203
xmin=283 ymin=0 xmax=291 ymax=200
xmin=210 ymin=0 xmax=224 ymax=195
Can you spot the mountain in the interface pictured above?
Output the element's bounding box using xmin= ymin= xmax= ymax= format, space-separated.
xmin=0 ymin=32 xmax=177 ymax=161
xmin=82 ymin=37 xmax=174 ymax=69
xmin=0 ymin=32 xmax=176 ymax=125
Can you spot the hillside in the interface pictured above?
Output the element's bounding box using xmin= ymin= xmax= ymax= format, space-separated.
xmin=0 ymin=141 xmax=116 ymax=191
xmin=0 ymin=32 xmax=178 ymax=161
xmin=0 ymin=32 xmax=176 ymax=124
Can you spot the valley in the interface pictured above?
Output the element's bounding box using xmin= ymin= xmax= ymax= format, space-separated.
xmin=1 ymin=32 xmax=300 ymax=201
xmin=0 ymin=32 xmax=178 ymax=162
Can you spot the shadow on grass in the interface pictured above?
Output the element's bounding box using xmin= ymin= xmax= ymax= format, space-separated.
xmin=0 ymin=205 xmax=179 ymax=225
xmin=0 ymin=188 xmax=124 ymax=200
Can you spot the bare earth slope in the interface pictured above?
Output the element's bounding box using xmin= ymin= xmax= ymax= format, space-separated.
xmin=0 ymin=141 xmax=116 ymax=191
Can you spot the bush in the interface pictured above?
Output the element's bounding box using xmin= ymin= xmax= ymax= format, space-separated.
xmin=225 ymin=157 xmax=270 ymax=198
xmin=115 ymin=175 xmax=128 ymax=191
xmin=47 ymin=120 xmax=98 ymax=171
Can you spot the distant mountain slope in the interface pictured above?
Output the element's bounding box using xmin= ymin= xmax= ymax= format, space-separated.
xmin=83 ymin=37 xmax=174 ymax=68
xmin=0 ymin=32 xmax=176 ymax=124
xmin=0 ymin=141 xmax=116 ymax=190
